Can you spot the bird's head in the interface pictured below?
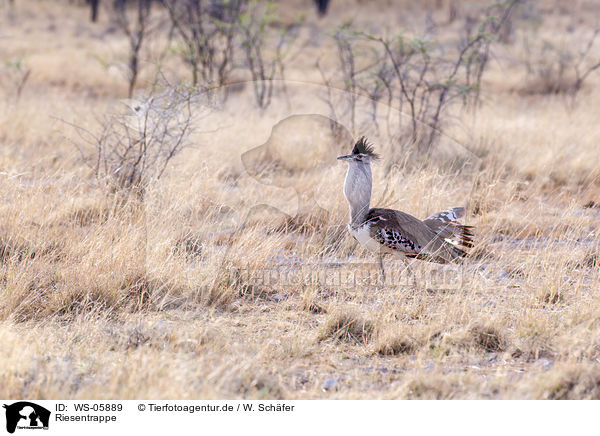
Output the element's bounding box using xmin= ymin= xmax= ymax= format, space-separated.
xmin=337 ymin=136 xmax=379 ymax=164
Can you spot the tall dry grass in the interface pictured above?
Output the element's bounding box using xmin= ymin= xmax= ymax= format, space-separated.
xmin=0 ymin=0 xmax=600 ymax=399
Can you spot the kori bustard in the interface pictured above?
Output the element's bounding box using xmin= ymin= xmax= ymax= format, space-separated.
xmin=337 ymin=137 xmax=473 ymax=284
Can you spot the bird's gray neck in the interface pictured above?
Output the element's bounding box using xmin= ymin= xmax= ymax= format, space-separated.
xmin=343 ymin=160 xmax=372 ymax=227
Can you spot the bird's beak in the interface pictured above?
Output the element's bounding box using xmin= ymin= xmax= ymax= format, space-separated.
xmin=337 ymin=154 xmax=353 ymax=161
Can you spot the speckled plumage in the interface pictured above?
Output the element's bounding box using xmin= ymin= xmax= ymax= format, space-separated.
xmin=374 ymin=227 xmax=421 ymax=252
xmin=363 ymin=208 xmax=468 ymax=264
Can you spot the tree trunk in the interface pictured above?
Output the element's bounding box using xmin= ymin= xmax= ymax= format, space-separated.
xmin=90 ymin=0 xmax=100 ymax=22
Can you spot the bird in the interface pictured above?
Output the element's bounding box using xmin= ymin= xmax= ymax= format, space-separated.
xmin=337 ymin=137 xmax=473 ymax=285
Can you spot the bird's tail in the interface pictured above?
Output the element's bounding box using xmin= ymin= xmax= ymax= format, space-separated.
xmin=439 ymin=222 xmax=474 ymax=251
xmin=421 ymin=207 xmax=474 ymax=262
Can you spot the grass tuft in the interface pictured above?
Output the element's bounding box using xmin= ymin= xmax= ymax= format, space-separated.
xmin=375 ymin=336 xmax=417 ymax=356
xmin=319 ymin=310 xmax=375 ymax=344
xmin=469 ymin=324 xmax=507 ymax=353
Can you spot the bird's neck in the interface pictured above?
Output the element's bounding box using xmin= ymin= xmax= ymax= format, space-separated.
xmin=343 ymin=161 xmax=372 ymax=227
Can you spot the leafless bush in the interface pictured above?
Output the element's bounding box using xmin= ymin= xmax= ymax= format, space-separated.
xmin=461 ymin=0 xmax=521 ymax=105
xmin=161 ymin=0 xmax=244 ymax=87
xmin=112 ymin=0 xmax=157 ymax=97
xmin=238 ymin=1 xmax=301 ymax=109
xmin=521 ymin=27 xmax=600 ymax=98
xmin=74 ymin=85 xmax=206 ymax=198
xmin=1 ymin=58 xmax=31 ymax=102
xmin=323 ymin=1 xmax=518 ymax=154
xmin=368 ymin=33 xmax=486 ymax=152
xmin=331 ymin=25 xmax=371 ymax=132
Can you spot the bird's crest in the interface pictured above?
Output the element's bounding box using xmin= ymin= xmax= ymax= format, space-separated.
xmin=351 ymin=137 xmax=379 ymax=160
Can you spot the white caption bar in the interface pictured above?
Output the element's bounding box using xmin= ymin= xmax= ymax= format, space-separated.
xmin=0 ymin=400 xmax=596 ymax=435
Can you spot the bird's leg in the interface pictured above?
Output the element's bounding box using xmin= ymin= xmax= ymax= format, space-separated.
xmin=377 ymin=253 xmax=386 ymax=286
xmin=400 ymin=256 xmax=418 ymax=289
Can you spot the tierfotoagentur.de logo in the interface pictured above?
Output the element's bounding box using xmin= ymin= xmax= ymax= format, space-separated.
xmin=2 ymin=402 xmax=50 ymax=434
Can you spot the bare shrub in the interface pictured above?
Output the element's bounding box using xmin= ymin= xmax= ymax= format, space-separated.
xmin=460 ymin=0 xmax=522 ymax=105
xmin=522 ymin=30 xmax=600 ymax=98
xmin=238 ymin=1 xmax=301 ymax=109
xmin=161 ymin=0 xmax=244 ymax=87
xmin=1 ymin=58 xmax=31 ymax=102
xmin=369 ymin=28 xmax=494 ymax=152
xmin=323 ymin=1 xmax=519 ymax=153
xmin=111 ymin=0 xmax=158 ymax=97
xmin=74 ymin=84 xmax=206 ymax=198
xmin=332 ymin=25 xmax=359 ymax=131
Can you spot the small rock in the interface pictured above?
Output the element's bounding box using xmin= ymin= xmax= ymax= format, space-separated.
xmin=535 ymin=358 xmax=553 ymax=371
xmin=273 ymin=293 xmax=287 ymax=303
xmin=322 ymin=378 xmax=338 ymax=391
xmin=297 ymin=375 xmax=310 ymax=386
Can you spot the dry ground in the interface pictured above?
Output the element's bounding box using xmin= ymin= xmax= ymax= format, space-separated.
xmin=1 ymin=0 xmax=600 ymax=399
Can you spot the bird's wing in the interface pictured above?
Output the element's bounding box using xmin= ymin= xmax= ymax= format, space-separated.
xmin=367 ymin=208 xmax=437 ymax=253
xmin=367 ymin=208 xmax=466 ymax=262
xmin=424 ymin=207 xmax=465 ymax=225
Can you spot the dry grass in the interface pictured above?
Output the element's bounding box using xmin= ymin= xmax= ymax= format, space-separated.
xmin=319 ymin=310 xmax=375 ymax=344
xmin=1 ymin=0 xmax=600 ymax=399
